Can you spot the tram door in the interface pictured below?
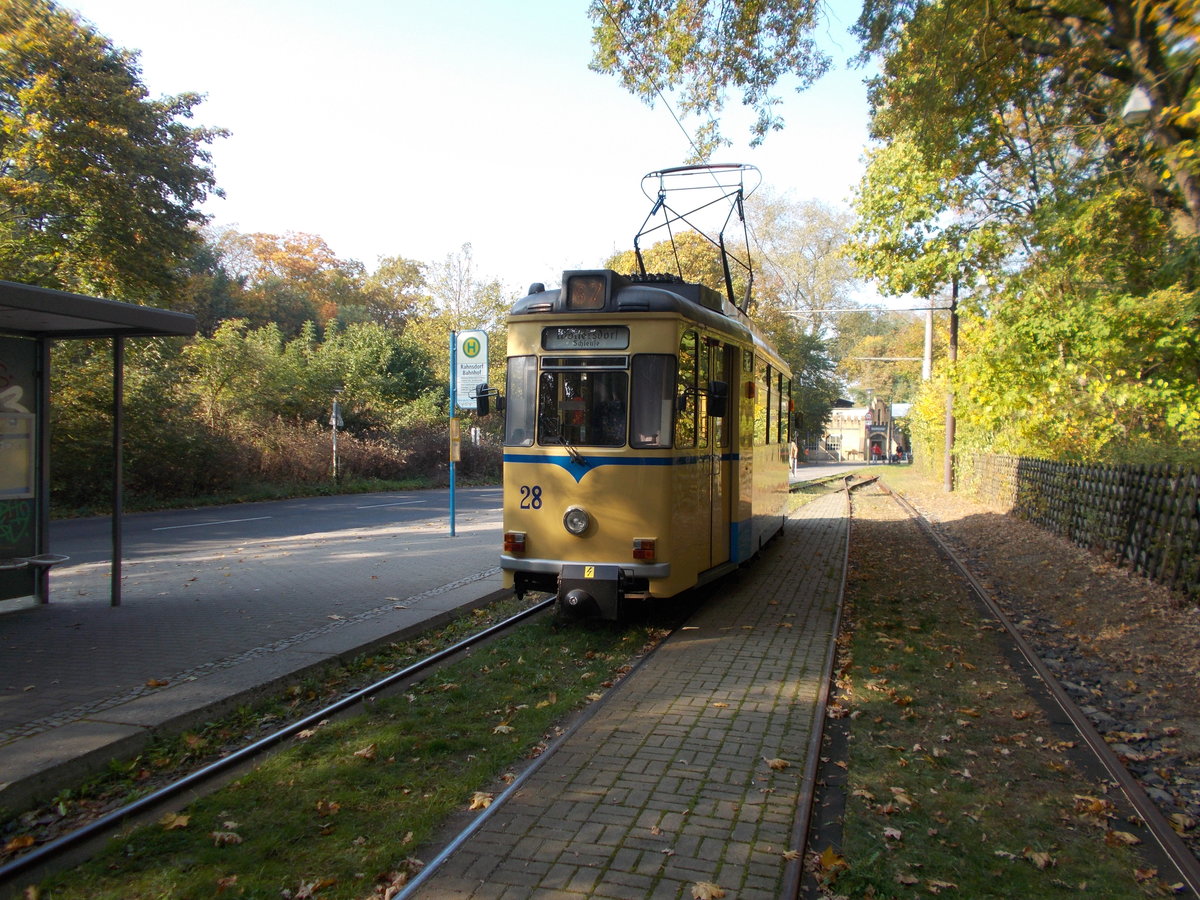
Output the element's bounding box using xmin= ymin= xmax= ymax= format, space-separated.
xmin=708 ymin=343 xmax=734 ymax=567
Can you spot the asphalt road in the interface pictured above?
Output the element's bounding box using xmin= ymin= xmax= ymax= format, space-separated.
xmin=49 ymin=486 xmax=503 ymax=567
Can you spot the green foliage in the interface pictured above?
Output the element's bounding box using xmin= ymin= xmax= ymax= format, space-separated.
xmin=181 ymin=318 xmax=441 ymax=433
xmin=49 ymin=338 xmax=248 ymax=507
xmin=0 ymin=0 xmax=224 ymax=300
xmin=606 ymin=230 xmax=735 ymax=297
xmin=588 ymin=0 xmax=1200 ymax=467
xmin=958 ymin=286 xmax=1200 ymax=462
xmin=588 ymin=0 xmax=830 ymax=159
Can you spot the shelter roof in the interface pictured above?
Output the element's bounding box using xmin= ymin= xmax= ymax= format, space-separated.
xmin=0 ymin=280 xmax=196 ymax=339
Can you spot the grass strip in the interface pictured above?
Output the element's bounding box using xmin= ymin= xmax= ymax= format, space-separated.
xmin=817 ymin=482 xmax=1169 ymax=898
xmin=19 ymin=610 xmax=665 ymax=899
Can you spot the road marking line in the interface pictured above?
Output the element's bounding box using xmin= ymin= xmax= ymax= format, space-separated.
xmin=153 ymin=516 xmax=272 ymax=531
xmin=357 ymin=500 xmax=426 ymax=509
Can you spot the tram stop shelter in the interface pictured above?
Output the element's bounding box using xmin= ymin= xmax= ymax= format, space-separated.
xmin=0 ymin=279 xmax=196 ymax=607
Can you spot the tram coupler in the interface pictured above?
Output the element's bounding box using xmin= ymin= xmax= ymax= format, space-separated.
xmin=557 ymin=564 xmax=623 ymax=620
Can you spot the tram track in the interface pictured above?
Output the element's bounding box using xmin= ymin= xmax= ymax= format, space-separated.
xmin=0 ymin=597 xmax=556 ymax=892
xmin=872 ymin=478 xmax=1200 ymax=896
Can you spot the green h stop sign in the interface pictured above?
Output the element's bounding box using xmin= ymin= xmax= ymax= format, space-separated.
xmin=455 ymin=330 xmax=488 ymax=411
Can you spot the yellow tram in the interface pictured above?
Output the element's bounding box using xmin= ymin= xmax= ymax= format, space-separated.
xmin=488 ymin=165 xmax=791 ymax=619
xmin=496 ymin=268 xmax=791 ymax=619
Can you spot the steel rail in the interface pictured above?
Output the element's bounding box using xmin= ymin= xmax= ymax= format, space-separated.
xmin=394 ymin=603 xmax=684 ymax=898
xmin=780 ymin=475 xmax=859 ymax=898
xmin=885 ymin=484 xmax=1200 ymax=896
xmin=0 ymin=597 xmax=555 ymax=888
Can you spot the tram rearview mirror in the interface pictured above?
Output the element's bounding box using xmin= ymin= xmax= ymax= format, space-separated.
xmin=476 ymin=383 xmax=490 ymax=417
xmin=708 ymin=380 xmax=729 ymax=418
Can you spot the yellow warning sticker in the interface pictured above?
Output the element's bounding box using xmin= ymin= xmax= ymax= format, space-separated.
xmin=584 ymin=566 xmax=595 ymax=579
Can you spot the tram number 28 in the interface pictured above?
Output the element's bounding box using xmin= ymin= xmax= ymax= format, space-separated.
xmin=519 ymin=485 xmax=543 ymax=510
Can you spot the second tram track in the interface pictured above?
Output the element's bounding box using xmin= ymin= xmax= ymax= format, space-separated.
xmin=866 ymin=477 xmax=1200 ymax=896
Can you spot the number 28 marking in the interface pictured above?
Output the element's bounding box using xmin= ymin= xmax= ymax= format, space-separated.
xmin=519 ymin=485 xmax=543 ymax=509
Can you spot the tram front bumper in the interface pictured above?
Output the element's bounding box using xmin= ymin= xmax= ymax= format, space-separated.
xmin=558 ymin=564 xmax=623 ymax=620
xmin=500 ymin=556 xmax=670 ymax=579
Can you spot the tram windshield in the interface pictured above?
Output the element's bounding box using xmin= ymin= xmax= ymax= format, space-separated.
xmin=538 ymin=370 xmax=627 ymax=447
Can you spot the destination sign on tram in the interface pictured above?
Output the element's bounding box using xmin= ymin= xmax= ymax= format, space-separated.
xmin=542 ymin=326 xmax=629 ymax=351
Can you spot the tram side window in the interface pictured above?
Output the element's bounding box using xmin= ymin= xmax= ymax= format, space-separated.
xmin=776 ymin=372 xmax=786 ymax=443
xmin=741 ymin=351 xmax=755 ymax=449
xmin=504 ymin=355 xmax=536 ymax=446
xmin=782 ymin=377 xmax=792 ymax=443
xmin=675 ymin=331 xmax=697 ymax=448
xmin=713 ymin=344 xmax=731 ymax=448
xmin=754 ymin=360 xmax=769 ymax=445
xmin=537 ymin=369 xmax=628 ymax=447
xmin=631 ymin=355 xmax=675 ymax=448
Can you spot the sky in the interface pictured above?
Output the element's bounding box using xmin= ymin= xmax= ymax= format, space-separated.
xmin=65 ymin=0 xmax=877 ymax=296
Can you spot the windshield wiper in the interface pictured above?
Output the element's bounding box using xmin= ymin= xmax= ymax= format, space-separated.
xmin=540 ymin=419 xmax=588 ymax=466
xmin=561 ymin=439 xmax=587 ymax=467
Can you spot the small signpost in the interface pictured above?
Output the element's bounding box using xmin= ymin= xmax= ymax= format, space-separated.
xmin=449 ymin=330 xmax=488 ymax=536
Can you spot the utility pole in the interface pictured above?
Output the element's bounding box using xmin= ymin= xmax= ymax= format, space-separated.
xmin=943 ymin=276 xmax=959 ymax=492
xmin=923 ymin=305 xmax=933 ymax=381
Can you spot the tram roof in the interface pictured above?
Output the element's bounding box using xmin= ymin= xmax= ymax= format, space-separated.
xmin=511 ymin=270 xmax=754 ymax=342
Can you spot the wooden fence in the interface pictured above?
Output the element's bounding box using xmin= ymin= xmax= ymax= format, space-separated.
xmin=961 ymin=455 xmax=1200 ymax=604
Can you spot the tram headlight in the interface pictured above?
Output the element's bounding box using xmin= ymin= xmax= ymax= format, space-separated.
xmin=563 ymin=506 xmax=591 ymax=536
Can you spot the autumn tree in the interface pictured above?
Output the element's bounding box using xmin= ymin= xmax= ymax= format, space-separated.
xmin=588 ymin=0 xmax=830 ymax=159
xmin=589 ymin=1 xmax=1198 ymax=234
xmin=605 ymin=230 xmax=733 ymax=295
xmin=0 ymin=0 xmax=224 ymax=300
xmin=404 ymin=243 xmax=510 ymax=393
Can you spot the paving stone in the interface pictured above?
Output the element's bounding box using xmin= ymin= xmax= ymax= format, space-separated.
xmin=418 ymin=490 xmax=848 ymax=896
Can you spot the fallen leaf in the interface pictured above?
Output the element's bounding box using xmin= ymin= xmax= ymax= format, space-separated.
xmin=293 ymin=877 xmax=336 ymax=898
xmin=159 ymin=812 xmax=190 ymax=830
xmin=353 ymin=744 xmax=377 ymax=760
xmin=493 ymin=723 xmax=514 ymax=735
xmin=1169 ymin=813 xmax=1196 ymax=833
xmin=691 ymin=882 xmax=725 ymax=899
xmin=3 ymin=835 xmax=35 ymax=853
xmin=145 ymin=678 xmax=169 ymax=688
xmin=215 ymin=875 xmax=238 ymax=893
xmin=764 ymin=757 xmax=791 ymax=771
xmin=884 ymin=827 xmax=903 ymax=841
xmin=926 ymin=879 xmax=958 ymax=892
xmin=468 ymin=792 xmax=493 ymax=810
xmin=1022 ymin=847 xmax=1054 ymax=869
xmin=210 ymin=831 xmax=243 ymax=846
xmin=1105 ymin=830 xmax=1141 ymax=847
xmin=816 ymin=845 xmax=848 ymax=873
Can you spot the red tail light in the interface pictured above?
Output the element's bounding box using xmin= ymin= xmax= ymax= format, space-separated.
xmin=633 ymin=538 xmax=656 ymax=561
xmin=504 ymin=532 xmax=526 ymax=553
